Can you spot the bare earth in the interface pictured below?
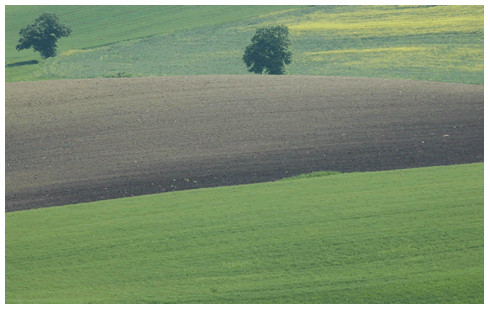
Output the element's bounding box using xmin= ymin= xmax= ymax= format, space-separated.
xmin=5 ymin=75 xmax=484 ymax=211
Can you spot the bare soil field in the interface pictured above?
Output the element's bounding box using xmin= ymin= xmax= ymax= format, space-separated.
xmin=5 ymin=75 xmax=483 ymax=211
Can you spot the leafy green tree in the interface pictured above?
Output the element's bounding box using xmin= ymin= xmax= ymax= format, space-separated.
xmin=16 ymin=13 xmax=72 ymax=59
xmin=242 ymin=25 xmax=292 ymax=75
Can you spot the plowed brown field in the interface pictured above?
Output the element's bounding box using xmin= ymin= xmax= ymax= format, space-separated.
xmin=5 ymin=75 xmax=483 ymax=211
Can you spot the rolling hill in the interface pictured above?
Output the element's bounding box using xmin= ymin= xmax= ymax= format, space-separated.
xmin=5 ymin=75 xmax=483 ymax=211
xmin=4 ymin=5 xmax=484 ymax=304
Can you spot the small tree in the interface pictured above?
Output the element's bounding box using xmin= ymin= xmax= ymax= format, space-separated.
xmin=242 ymin=25 xmax=292 ymax=75
xmin=16 ymin=13 xmax=72 ymax=59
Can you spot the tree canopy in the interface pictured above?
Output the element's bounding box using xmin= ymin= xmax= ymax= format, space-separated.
xmin=16 ymin=13 xmax=72 ymax=59
xmin=242 ymin=25 xmax=292 ymax=75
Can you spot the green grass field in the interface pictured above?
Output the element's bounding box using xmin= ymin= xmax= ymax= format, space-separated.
xmin=5 ymin=5 xmax=483 ymax=83
xmin=5 ymin=163 xmax=483 ymax=303
xmin=4 ymin=5 xmax=293 ymax=81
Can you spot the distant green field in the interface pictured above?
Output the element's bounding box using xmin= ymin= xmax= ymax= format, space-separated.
xmin=5 ymin=5 xmax=483 ymax=83
xmin=6 ymin=163 xmax=483 ymax=303
xmin=5 ymin=5 xmax=294 ymax=81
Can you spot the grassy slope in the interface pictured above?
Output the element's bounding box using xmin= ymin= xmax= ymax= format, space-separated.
xmin=5 ymin=5 xmax=295 ymax=81
xmin=6 ymin=163 xmax=483 ymax=303
xmin=5 ymin=5 xmax=483 ymax=83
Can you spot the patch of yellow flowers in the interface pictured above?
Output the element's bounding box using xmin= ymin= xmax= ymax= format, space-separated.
xmin=285 ymin=6 xmax=483 ymax=37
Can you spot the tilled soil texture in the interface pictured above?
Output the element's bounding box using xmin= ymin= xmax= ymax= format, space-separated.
xmin=6 ymin=76 xmax=483 ymax=211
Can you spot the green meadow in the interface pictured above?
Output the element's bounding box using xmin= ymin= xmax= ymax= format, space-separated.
xmin=6 ymin=164 xmax=483 ymax=303
xmin=5 ymin=5 xmax=292 ymax=81
xmin=5 ymin=5 xmax=483 ymax=83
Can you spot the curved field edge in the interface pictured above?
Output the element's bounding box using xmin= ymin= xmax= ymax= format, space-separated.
xmin=5 ymin=76 xmax=484 ymax=211
xmin=5 ymin=163 xmax=484 ymax=303
xmin=5 ymin=5 xmax=483 ymax=84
